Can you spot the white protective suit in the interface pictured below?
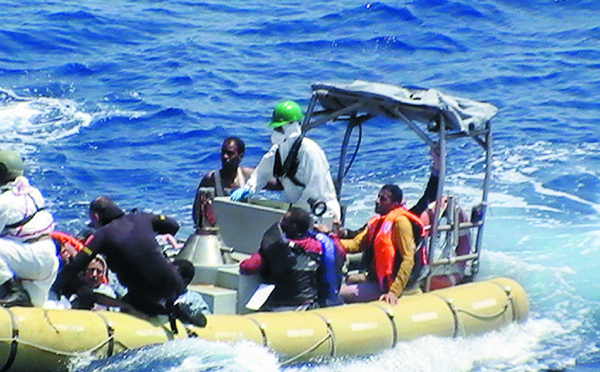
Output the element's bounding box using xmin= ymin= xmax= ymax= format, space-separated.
xmin=245 ymin=122 xmax=341 ymax=221
xmin=0 ymin=176 xmax=59 ymax=307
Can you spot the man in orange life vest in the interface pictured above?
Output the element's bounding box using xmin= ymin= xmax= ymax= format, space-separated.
xmin=331 ymin=151 xmax=440 ymax=305
xmin=336 ymin=185 xmax=424 ymax=305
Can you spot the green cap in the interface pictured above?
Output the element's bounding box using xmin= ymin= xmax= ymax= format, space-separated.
xmin=268 ymin=100 xmax=303 ymax=128
xmin=0 ymin=150 xmax=24 ymax=183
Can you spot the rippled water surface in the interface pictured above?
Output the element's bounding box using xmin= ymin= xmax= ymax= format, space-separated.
xmin=1 ymin=1 xmax=599 ymax=371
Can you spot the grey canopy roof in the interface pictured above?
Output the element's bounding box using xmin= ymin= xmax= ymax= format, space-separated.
xmin=311 ymin=80 xmax=498 ymax=134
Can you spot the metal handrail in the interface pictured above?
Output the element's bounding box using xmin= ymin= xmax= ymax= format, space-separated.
xmin=436 ymin=221 xmax=482 ymax=232
xmin=430 ymin=253 xmax=479 ymax=266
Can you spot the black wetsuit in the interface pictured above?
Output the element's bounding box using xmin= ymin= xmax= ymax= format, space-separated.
xmin=55 ymin=212 xmax=184 ymax=315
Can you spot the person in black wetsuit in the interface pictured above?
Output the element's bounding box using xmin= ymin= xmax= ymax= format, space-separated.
xmin=54 ymin=196 xmax=184 ymax=316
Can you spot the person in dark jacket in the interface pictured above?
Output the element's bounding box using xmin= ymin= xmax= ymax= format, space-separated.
xmin=240 ymin=207 xmax=344 ymax=311
xmin=54 ymin=196 xmax=184 ymax=316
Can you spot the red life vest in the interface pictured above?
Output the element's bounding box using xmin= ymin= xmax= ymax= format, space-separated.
xmin=50 ymin=231 xmax=85 ymax=252
xmin=365 ymin=207 xmax=425 ymax=290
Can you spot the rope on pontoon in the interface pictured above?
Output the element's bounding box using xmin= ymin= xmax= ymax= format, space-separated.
xmin=434 ymin=292 xmax=512 ymax=338
xmin=280 ymin=327 xmax=335 ymax=365
xmin=0 ymin=334 xmax=115 ymax=357
xmin=455 ymin=298 xmax=511 ymax=320
xmin=0 ymin=308 xmax=130 ymax=360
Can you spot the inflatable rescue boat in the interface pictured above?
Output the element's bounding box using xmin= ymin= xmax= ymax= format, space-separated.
xmin=0 ymin=81 xmax=530 ymax=371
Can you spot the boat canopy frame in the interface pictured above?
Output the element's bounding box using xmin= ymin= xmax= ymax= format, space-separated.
xmin=299 ymin=80 xmax=498 ymax=289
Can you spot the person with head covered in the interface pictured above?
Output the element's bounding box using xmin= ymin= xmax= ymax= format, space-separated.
xmin=230 ymin=101 xmax=341 ymax=222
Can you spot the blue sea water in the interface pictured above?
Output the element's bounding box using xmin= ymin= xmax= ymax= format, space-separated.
xmin=1 ymin=0 xmax=599 ymax=371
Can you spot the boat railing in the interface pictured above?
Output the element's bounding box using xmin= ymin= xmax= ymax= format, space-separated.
xmin=436 ymin=220 xmax=483 ymax=232
xmin=431 ymin=221 xmax=482 ymax=265
xmin=430 ymin=253 xmax=479 ymax=266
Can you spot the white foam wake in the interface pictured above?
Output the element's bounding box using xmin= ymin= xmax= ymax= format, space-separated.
xmin=0 ymin=88 xmax=91 ymax=144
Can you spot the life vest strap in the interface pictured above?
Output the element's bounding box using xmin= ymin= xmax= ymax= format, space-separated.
xmin=4 ymin=207 xmax=47 ymax=229
xmin=273 ymin=136 xmax=306 ymax=187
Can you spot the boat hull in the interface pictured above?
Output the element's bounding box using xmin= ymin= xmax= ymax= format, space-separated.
xmin=192 ymin=277 xmax=529 ymax=361
xmin=0 ymin=277 xmax=528 ymax=371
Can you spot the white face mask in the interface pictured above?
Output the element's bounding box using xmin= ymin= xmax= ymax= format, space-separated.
xmin=270 ymin=130 xmax=285 ymax=145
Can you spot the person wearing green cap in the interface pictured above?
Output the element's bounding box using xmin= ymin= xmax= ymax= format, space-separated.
xmin=231 ymin=101 xmax=341 ymax=222
xmin=0 ymin=150 xmax=59 ymax=307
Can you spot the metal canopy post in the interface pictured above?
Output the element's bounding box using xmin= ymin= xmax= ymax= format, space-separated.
xmin=425 ymin=115 xmax=446 ymax=292
xmin=335 ymin=114 xmax=360 ymax=198
xmin=472 ymin=127 xmax=493 ymax=268
xmin=302 ymin=93 xmax=319 ymax=131
xmin=394 ymin=110 xmax=437 ymax=149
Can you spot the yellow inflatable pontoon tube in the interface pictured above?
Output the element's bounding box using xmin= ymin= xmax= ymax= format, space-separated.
xmin=192 ymin=277 xmax=529 ymax=361
xmin=0 ymin=277 xmax=528 ymax=371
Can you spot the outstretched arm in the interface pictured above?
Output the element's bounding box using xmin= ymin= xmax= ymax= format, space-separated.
xmin=338 ymin=227 xmax=369 ymax=254
xmin=73 ymin=286 xmax=150 ymax=319
xmin=231 ymin=148 xmax=277 ymax=201
xmin=92 ymin=292 xmax=150 ymax=319
xmin=247 ymin=148 xmax=277 ymax=194
xmin=409 ymin=149 xmax=441 ymax=216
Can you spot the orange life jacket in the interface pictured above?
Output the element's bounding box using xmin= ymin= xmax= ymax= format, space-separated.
xmin=365 ymin=207 xmax=425 ymax=290
xmin=50 ymin=231 xmax=110 ymax=284
xmin=50 ymin=231 xmax=85 ymax=252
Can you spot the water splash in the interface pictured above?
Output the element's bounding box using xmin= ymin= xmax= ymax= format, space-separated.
xmin=280 ymin=318 xmax=574 ymax=372
xmin=0 ymin=88 xmax=92 ymax=144
xmin=68 ymin=339 xmax=280 ymax=372
xmin=65 ymin=319 xmax=576 ymax=372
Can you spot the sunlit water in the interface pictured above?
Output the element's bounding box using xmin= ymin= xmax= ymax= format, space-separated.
xmin=1 ymin=0 xmax=598 ymax=370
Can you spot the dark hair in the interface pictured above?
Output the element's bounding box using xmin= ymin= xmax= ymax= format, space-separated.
xmin=280 ymin=206 xmax=311 ymax=238
xmin=223 ymin=136 xmax=245 ymax=155
xmin=172 ymin=259 xmax=195 ymax=286
xmin=89 ymin=196 xmax=125 ymax=226
xmin=380 ymin=184 xmax=403 ymax=203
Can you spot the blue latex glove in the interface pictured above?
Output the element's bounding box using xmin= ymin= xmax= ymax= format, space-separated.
xmin=230 ymin=187 xmax=250 ymax=202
